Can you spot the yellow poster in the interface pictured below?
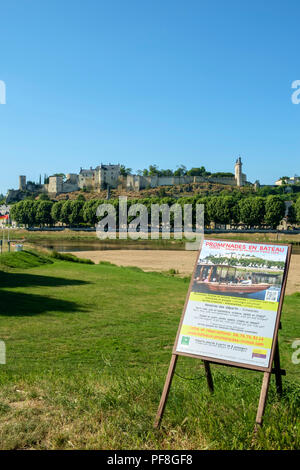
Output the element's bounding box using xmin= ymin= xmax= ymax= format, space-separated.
xmin=176 ymin=239 xmax=289 ymax=368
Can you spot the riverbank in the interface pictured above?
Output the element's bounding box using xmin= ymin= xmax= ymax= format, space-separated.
xmin=67 ymin=249 xmax=300 ymax=295
xmin=4 ymin=228 xmax=300 ymax=252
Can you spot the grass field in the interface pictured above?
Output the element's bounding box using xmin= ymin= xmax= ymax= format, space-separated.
xmin=0 ymin=251 xmax=299 ymax=450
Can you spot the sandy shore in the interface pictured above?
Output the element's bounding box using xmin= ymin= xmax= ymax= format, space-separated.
xmin=67 ymin=249 xmax=300 ymax=295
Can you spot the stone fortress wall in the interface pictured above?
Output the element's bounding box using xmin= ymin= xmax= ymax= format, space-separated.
xmin=124 ymin=158 xmax=246 ymax=191
xmin=7 ymin=158 xmax=247 ymax=200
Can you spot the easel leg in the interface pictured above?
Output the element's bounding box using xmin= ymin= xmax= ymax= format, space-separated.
xmin=255 ymin=371 xmax=271 ymax=429
xmin=203 ymin=361 xmax=214 ymax=393
xmin=273 ymin=341 xmax=282 ymax=396
xmin=154 ymin=354 xmax=178 ymax=428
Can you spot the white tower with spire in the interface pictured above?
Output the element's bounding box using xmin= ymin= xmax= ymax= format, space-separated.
xmin=234 ymin=157 xmax=243 ymax=187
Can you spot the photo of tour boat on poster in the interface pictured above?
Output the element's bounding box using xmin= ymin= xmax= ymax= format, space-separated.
xmin=176 ymin=239 xmax=289 ymax=369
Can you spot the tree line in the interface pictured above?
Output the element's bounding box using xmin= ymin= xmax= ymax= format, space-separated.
xmin=9 ymin=194 xmax=300 ymax=229
xmin=120 ymin=164 xmax=234 ymax=178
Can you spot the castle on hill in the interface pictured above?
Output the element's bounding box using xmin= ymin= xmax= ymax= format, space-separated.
xmin=7 ymin=158 xmax=247 ymax=201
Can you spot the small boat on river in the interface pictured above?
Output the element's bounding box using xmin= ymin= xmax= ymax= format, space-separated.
xmin=197 ymin=281 xmax=270 ymax=294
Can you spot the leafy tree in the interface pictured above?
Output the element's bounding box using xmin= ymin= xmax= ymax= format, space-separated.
xmin=35 ymin=200 xmax=53 ymax=226
xmin=228 ymin=196 xmax=240 ymax=225
xmin=21 ymin=200 xmax=36 ymax=226
xmin=160 ymin=169 xmax=173 ymax=177
xmin=10 ymin=200 xmax=36 ymax=226
xmin=148 ymin=165 xmax=160 ymax=176
xmin=295 ymin=196 xmax=300 ymax=223
xmin=51 ymin=201 xmax=64 ymax=224
xmin=186 ymin=166 xmax=208 ymax=177
xmin=206 ymin=197 xmax=218 ymax=224
xmin=264 ymin=195 xmax=285 ymax=228
xmin=173 ymin=165 xmax=187 ymax=177
xmin=215 ymin=196 xmax=237 ymax=224
xmin=196 ymin=196 xmax=211 ymax=225
xmin=120 ymin=165 xmax=132 ymax=176
xmin=83 ymin=199 xmax=103 ymax=225
xmin=287 ymin=204 xmax=297 ymax=224
xmin=60 ymin=200 xmax=73 ymax=225
xmin=238 ymin=197 xmax=265 ymax=227
xmin=9 ymin=203 xmax=22 ymax=224
xmin=202 ymin=196 xmax=239 ymax=226
xmin=69 ymin=200 xmax=84 ymax=225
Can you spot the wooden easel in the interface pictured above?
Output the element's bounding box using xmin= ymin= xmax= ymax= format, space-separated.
xmin=255 ymin=331 xmax=285 ymax=428
xmin=154 ymin=339 xmax=284 ymax=429
xmin=154 ymin=241 xmax=291 ymax=430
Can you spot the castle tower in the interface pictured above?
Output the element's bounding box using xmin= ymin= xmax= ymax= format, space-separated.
xmin=19 ymin=175 xmax=26 ymax=191
xmin=234 ymin=157 xmax=242 ymax=187
xmin=48 ymin=176 xmax=63 ymax=194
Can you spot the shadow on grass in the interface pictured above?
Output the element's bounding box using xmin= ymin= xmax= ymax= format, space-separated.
xmin=0 ymin=271 xmax=89 ymax=289
xmin=0 ymin=270 xmax=88 ymax=316
xmin=0 ymin=289 xmax=84 ymax=316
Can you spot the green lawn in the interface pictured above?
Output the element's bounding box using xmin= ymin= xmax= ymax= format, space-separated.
xmin=0 ymin=252 xmax=299 ymax=450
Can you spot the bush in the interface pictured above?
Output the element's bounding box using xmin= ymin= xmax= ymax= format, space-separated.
xmin=50 ymin=251 xmax=94 ymax=264
xmin=98 ymin=261 xmax=117 ymax=266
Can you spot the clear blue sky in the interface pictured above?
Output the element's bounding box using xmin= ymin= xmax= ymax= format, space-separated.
xmin=0 ymin=0 xmax=299 ymax=194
